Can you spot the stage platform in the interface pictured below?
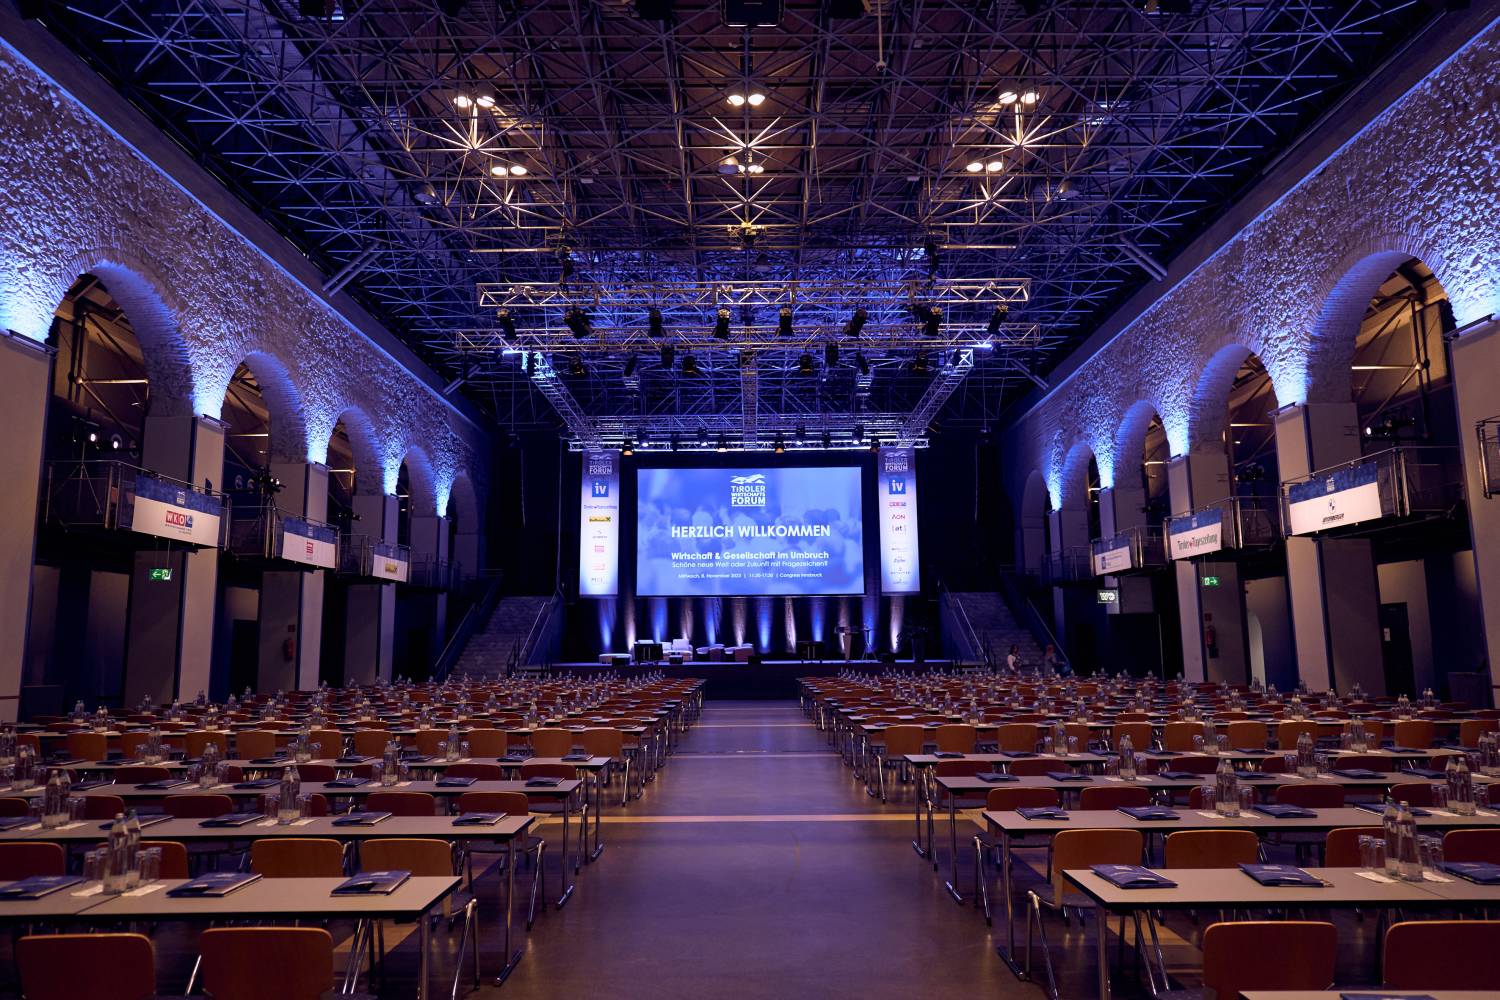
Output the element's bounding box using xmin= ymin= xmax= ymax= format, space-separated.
xmin=548 ymin=659 xmax=962 ymax=699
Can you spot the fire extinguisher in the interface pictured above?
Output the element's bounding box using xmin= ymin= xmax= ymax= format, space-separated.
xmin=1203 ymin=614 xmax=1219 ymax=659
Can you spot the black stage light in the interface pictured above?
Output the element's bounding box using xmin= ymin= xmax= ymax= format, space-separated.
xmin=774 ymin=436 xmax=786 ymax=454
xmin=716 ymin=434 xmax=729 ymax=453
xmin=623 ymin=354 xmax=638 ymax=378
xmin=821 ymin=430 xmax=832 ymax=449
xmin=795 ymin=425 xmax=806 ymax=441
xmin=648 ymin=307 xmax=665 ymax=339
xmin=869 ymin=437 xmax=879 ymax=453
xmin=778 ymin=306 xmax=794 ymax=337
xmin=843 ymin=307 xmax=868 ymax=338
xmin=298 ymin=0 xmax=329 ymax=16
xmin=987 ymin=304 xmax=1008 ymax=338
xmin=682 ymin=353 xmax=699 ymax=376
xmin=923 ymin=305 xmax=942 ymax=338
xmin=568 ymin=356 xmax=586 ymax=377
xmin=855 ymin=351 xmax=869 ymax=376
xmin=713 ymin=307 xmax=731 ymax=340
xmin=697 ymin=427 xmax=709 ymax=445
xmin=497 ymin=308 xmax=516 ymax=338
xmin=913 ymin=351 xmax=932 ymax=373
xmin=660 ymin=342 xmax=675 ymax=368
xmin=670 ymin=433 xmax=681 ymax=451
xmin=853 ymin=424 xmax=864 ymax=443
xmin=564 ymin=307 xmax=592 ymax=338
xmin=622 ymin=439 xmax=634 ymax=457
xmin=797 ymin=353 xmax=814 ymax=375
xmin=824 ymin=341 xmax=839 ymax=368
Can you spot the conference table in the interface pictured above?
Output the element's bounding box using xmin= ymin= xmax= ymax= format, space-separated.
xmin=979 ymin=805 xmax=1500 ymax=990
xmin=0 ymin=875 xmax=464 ymax=998
xmin=1243 ymin=994 xmax=1495 ymax=1000
xmin=1064 ymin=867 xmax=1500 ymax=1000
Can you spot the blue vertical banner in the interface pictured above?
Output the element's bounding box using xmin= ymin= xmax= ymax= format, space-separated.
xmin=579 ymin=449 xmax=621 ymax=596
xmin=877 ymin=446 xmax=920 ymax=593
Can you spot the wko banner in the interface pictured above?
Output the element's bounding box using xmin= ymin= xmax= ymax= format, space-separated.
xmin=580 ymin=449 xmax=621 ymax=596
xmin=126 ymin=475 xmax=223 ymax=547
xmin=877 ymin=447 xmax=921 ymax=593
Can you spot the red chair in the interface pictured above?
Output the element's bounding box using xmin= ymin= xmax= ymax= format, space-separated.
xmin=1324 ymin=827 xmax=1368 ymax=868
xmin=160 ymin=794 xmax=234 ymax=818
xmin=18 ymin=933 xmax=156 ymax=1000
xmin=80 ymin=794 xmax=127 ymax=820
xmin=365 ymin=790 xmax=436 ymax=817
xmin=1078 ymin=785 xmax=1151 ymax=810
xmin=112 ymin=766 xmax=172 ymax=784
xmin=1386 ymin=781 xmax=1439 ymax=807
xmin=199 ymin=927 xmax=334 ymax=1000
xmin=1275 ymin=782 xmax=1345 ymax=808
xmin=1201 ymin=921 xmax=1337 ymax=997
xmin=0 ymin=842 xmax=66 ymax=879
xmin=0 ymin=797 xmax=29 ymax=817
xmin=1443 ymin=828 xmax=1500 ymax=864
xmin=1384 ymin=920 xmax=1500 ymax=988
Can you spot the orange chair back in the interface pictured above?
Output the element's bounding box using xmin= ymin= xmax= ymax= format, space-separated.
xmin=184 ymin=731 xmax=229 ymax=759
xmin=18 ymin=933 xmax=155 ymax=1000
xmin=65 ymin=732 xmax=108 ymax=760
xmin=1325 ymin=827 xmax=1368 ymax=868
xmin=137 ymin=840 xmax=191 ymax=879
xmin=457 ymin=790 xmax=531 ymax=816
xmin=162 ymin=794 xmax=234 ymax=819
xmin=519 ymin=762 xmax=577 ymax=780
xmin=464 ymin=728 xmax=509 ymax=756
xmin=994 ymin=724 xmax=1039 ymax=753
xmin=1386 ymin=781 xmax=1438 ymax=807
xmin=352 ymin=730 xmax=390 ymax=757
xmin=0 ymin=842 xmax=65 ymax=880
xmin=1050 ymin=829 xmax=1143 ymax=901
xmin=412 ymin=729 xmax=448 ymax=756
xmin=530 ymin=729 xmax=576 ymax=757
xmin=1392 ymin=720 xmax=1435 ymax=748
xmin=986 ymin=787 xmax=1060 ymax=811
xmin=1443 ymin=828 xmax=1500 ymax=864
xmin=199 ymin=927 xmax=333 ymax=1000
xmin=1007 ymin=758 xmax=1061 ymax=776
xmin=934 ymin=724 xmax=977 ymax=753
xmin=234 ymin=731 xmax=279 ymax=760
xmin=1110 ymin=722 xmax=1152 ymax=752
xmin=365 ymin=790 xmax=436 ymax=817
xmin=1163 ymin=829 xmax=1259 ymax=869
xmin=579 ymin=728 xmax=625 ymax=757
xmin=1160 ymin=721 xmax=1198 ymax=752
xmin=80 ymin=795 xmax=126 ymax=820
xmin=1202 ymin=921 xmax=1336 ymax=998
xmin=1383 ymin=920 xmax=1500 ymax=989
xmin=1276 ymin=721 xmax=1319 ymax=750
xmin=250 ymin=838 xmax=345 ymax=877
xmin=1078 ymin=785 xmax=1151 ymax=810
xmin=1275 ymin=782 xmax=1345 ymax=808
xmin=881 ymin=725 xmax=927 ymax=757
xmin=1459 ymin=718 xmax=1500 ymax=747
xmin=358 ymin=838 xmax=454 ymax=877
xmin=114 ymin=765 xmax=172 ymax=783
xmin=1225 ymin=721 xmax=1269 ymax=750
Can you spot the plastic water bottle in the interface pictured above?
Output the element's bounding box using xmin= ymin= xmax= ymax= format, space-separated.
xmin=41 ymin=770 xmax=65 ymax=828
xmin=278 ymin=765 xmax=301 ymax=824
xmin=1050 ymin=723 xmax=1068 ymax=757
xmin=1201 ymin=718 xmax=1219 ymax=756
xmin=1396 ymin=801 xmax=1422 ymax=881
xmin=447 ymin=724 xmax=463 ymax=761
xmin=1381 ymin=797 xmax=1401 ymax=876
xmin=124 ymin=810 xmax=142 ymax=888
xmin=1296 ymin=731 xmax=1318 ymax=779
xmin=1118 ymin=735 xmax=1136 ymax=781
xmin=103 ymin=815 xmax=129 ymax=894
xmin=199 ymin=744 xmax=221 ymax=789
xmin=1449 ymin=755 xmax=1476 ymax=816
xmin=1215 ymin=757 xmax=1238 ymax=817
xmin=382 ymin=741 xmax=401 ymax=786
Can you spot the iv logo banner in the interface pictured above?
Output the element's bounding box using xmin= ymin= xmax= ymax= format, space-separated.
xmin=579 ymin=449 xmax=621 ymax=596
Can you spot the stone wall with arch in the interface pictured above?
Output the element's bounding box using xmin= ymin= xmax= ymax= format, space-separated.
xmin=0 ymin=39 xmax=487 ymax=512
xmin=1001 ymin=16 xmax=1500 ymax=511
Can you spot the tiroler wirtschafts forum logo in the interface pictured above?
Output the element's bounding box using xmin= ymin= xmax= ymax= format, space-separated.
xmin=729 ymin=473 xmax=767 ymax=507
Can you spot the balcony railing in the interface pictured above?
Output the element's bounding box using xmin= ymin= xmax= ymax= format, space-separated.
xmin=1090 ymin=524 xmax=1167 ymax=576
xmin=1477 ymin=417 xmax=1500 ymax=499
xmin=1040 ymin=545 xmax=1093 ymax=586
xmin=1164 ymin=495 xmax=1281 ymax=559
xmin=44 ymin=460 xmax=228 ymax=549
xmin=339 ymin=534 xmax=412 ymax=581
xmin=409 ymin=556 xmax=462 ymax=590
xmin=1281 ymin=445 xmax=1463 ymax=536
xmin=227 ymin=503 xmax=340 ymax=569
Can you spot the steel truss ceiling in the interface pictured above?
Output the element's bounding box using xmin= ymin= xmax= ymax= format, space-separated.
xmin=36 ymin=0 xmax=1436 ymax=442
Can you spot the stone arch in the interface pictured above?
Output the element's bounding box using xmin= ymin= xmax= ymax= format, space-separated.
xmin=1304 ymin=247 xmax=1425 ymax=405
xmin=1057 ymin=440 xmax=1096 ymax=511
xmin=50 ymin=250 xmax=198 ymax=417
xmin=220 ymin=350 xmax=310 ymax=464
xmin=1114 ymin=399 xmax=1163 ymax=481
xmin=398 ymin=445 xmax=439 ymax=517
xmin=1018 ymin=469 xmax=1050 ymax=573
xmin=446 ymin=472 xmax=480 ymax=534
xmin=329 ymin=407 xmax=385 ymax=495
xmin=1188 ymin=343 xmax=1257 ymax=455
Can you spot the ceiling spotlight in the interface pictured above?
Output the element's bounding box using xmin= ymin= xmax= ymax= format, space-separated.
xmin=824 ymin=341 xmax=839 ymax=368
xmin=998 ymin=90 xmax=1018 ymax=105
xmin=713 ymin=307 xmax=731 ymax=340
xmin=965 ymin=160 xmax=984 ymax=173
xmin=682 ymin=353 xmax=699 ymax=376
xmin=564 ymin=307 xmax=592 ymax=338
xmin=718 ymin=155 xmax=741 ymax=175
xmin=728 ymin=90 xmax=766 ymax=107
xmin=746 ymin=162 xmax=765 ymax=175
xmin=474 ymin=84 xmax=497 ymax=109
xmin=987 ymin=304 xmax=1008 ymax=337
xmin=985 ymin=160 xmax=1004 ymax=173
xmin=727 ymin=93 xmax=746 ymax=107
xmin=414 ymin=182 xmax=439 ymax=205
xmin=497 ymin=308 xmax=516 ymax=338
xmin=660 ymin=342 xmax=675 ymax=368
xmin=509 ymin=164 xmax=528 ymax=176
xmin=869 ymin=438 xmax=880 ymax=453
xmin=110 ymin=433 xmax=123 ymax=451
xmin=622 ymin=439 xmax=634 ymax=457
xmin=716 ymin=435 xmax=729 ymax=453
xmin=843 ymin=307 xmax=868 ymax=338
xmin=648 ymin=307 xmax=665 ymax=338
xmin=778 ymin=307 xmax=794 ymax=337
xmin=489 ymin=164 xmax=508 ymax=177
xmin=452 ymin=93 xmax=473 ymax=109
xmin=747 ymin=91 xmax=766 ymax=106
xmin=568 ymin=356 xmax=586 ymax=377
xmin=1021 ymin=90 xmax=1039 ymax=105
xmin=774 ymin=436 xmax=786 ymax=454
xmin=797 ymin=353 xmax=814 ymax=375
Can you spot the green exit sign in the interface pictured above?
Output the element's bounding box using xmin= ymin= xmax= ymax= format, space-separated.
xmin=1201 ymin=575 xmax=1220 ymax=587
xmin=148 ymin=568 xmax=173 ymax=582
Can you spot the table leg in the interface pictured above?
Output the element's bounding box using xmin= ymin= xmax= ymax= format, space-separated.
xmin=494 ymin=835 xmax=522 ymax=984
xmin=995 ymin=829 xmax=1025 ymax=978
xmin=944 ymin=793 xmax=963 ymax=902
xmin=418 ymin=908 xmax=431 ymax=1000
xmin=556 ymin=791 xmax=576 ymax=906
xmin=912 ymin=768 xmax=927 ymax=858
xmin=1096 ymin=907 xmax=1111 ymax=1000
xmin=589 ymin=765 xmax=605 ymax=861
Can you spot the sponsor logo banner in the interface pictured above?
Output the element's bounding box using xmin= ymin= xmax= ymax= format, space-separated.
xmin=369 ymin=541 xmax=409 ymax=582
xmin=1167 ymin=506 xmax=1224 ymax=559
xmin=128 ymin=475 xmax=222 ymax=546
xmin=580 ymin=449 xmax=620 ymax=596
xmin=1287 ymin=461 xmax=1384 ymax=535
xmin=878 ymin=447 xmax=921 ymax=593
xmin=1091 ymin=540 xmax=1133 ymax=576
xmin=281 ymin=517 xmax=338 ymax=569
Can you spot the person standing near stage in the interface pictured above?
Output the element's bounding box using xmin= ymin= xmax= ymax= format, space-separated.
xmin=1005 ymin=644 xmax=1021 ymax=672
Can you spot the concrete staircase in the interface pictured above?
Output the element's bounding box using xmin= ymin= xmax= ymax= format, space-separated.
xmin=951 ymin=591 xmax=1046 ymax=668
xmin=453 ymin=595 xmax=552 ymax=678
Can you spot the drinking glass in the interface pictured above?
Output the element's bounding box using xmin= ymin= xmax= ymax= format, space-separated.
xmin=1431 ymin=784 xmax=1450 ymax=810
xmin=1197 ymin=786 xmax=1215 ymax=812
xmin=1419 ymin=835 xmax=1444 ymax=873
xmin=437 ymin=741 xmax=448 ymax=759
xmin=460 ymin=741 xmax=471 ymax=760
xmin=1475 ymin=784 xmax=1491 ymax=812
xmin=1315 ymin=752 xmax=1330 ymax=775
xmin=83 ymin=848 xmax=106 ymax=882
xmin=68 ymin=797 xmax=86 ymax=822
xmin=1239 ymin=786 xmax=1257 ymax=813
xmin=138 ymin=847 xmax=161 ymax=883
xmin=260 ymin=791 xmax=280 ymax=817
xmin=297 ymin=793 xmax=313 ymax=819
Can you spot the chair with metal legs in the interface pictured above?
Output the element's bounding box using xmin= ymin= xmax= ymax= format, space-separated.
xmin=457 ymin=790 xmax=547 ymax=929
xmin=971 ymin=787 xmax=1060 ymax=925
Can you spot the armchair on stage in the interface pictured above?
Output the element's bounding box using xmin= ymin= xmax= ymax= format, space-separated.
xmin=611 ymin=639 xmax=755 ymax=665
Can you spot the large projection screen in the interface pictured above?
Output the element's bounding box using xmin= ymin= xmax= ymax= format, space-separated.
xmin=636 ymin=466 xmax=864 ymax=596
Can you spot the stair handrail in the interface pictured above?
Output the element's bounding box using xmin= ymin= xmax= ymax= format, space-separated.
xmin=996 ymin=566 xmax=1070 ymax=669
xmin=937 ymin=581 xmax=986 ymax=668
xmin=432 ymin=572 xmax=504 ymax=681
xmin=517 ymin=588 xmax=564 ymax=671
